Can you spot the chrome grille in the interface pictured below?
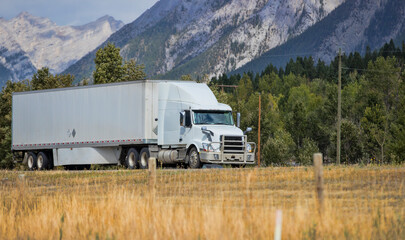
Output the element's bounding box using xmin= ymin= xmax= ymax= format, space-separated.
xmin=221 ymin=135 xmax=244 ymax=153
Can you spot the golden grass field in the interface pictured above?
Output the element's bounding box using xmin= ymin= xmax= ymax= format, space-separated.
xmin=0 ymin=165 xmax=404 ymax=239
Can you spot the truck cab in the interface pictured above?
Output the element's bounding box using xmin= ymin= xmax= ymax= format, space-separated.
xmin=157 ymin=81 xmax=256 ymax=168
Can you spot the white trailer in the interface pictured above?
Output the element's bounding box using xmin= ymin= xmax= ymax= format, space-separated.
xmin=12 ymin=80 xmax=255 ymax=170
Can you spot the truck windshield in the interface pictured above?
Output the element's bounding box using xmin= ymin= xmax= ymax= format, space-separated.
xmin=193 ymin=111 xmax=234 ymax=125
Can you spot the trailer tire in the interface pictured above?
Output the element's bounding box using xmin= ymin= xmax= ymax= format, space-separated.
xmin=139 ymin=147 xmax=150 ymax=169
xmin=188 ymin=147 xmax=202 ymax=169
xmin=37 ymin=152 xmax=51 ymax=170
xmin=125 ymin=148 xmax=139 ymax=169
xmin=27 ymin=152 xmax=37 ymax=171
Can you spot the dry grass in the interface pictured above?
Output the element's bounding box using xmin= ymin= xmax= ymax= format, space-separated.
xmin=0 ymin=165 xmax=404 ymax=239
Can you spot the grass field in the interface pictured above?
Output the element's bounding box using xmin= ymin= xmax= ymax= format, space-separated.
xmin=1 ymin=165 xmax=404 ymax=239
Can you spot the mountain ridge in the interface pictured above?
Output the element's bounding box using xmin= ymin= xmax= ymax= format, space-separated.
xmin=0 ymin=12 xmax=124 ymax=86
xmin=64 ymin=0 xmax=344 ymax=82
xmin=233 ymin=0 xmax=405 ymax=75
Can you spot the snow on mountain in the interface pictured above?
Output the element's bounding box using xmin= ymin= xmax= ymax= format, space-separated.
xmin=0 ymin=21 xmax=37 ymax=84
xmin=0 ymin=12 xmax=123 ymax=84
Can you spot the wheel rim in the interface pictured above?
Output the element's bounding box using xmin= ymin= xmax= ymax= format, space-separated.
xmin=37 ymin=155 xmax=43 ymax=169
xmin=28 ymin=155 xmax=34 ymax=169
xmin=141 ymin=152 xmax=147 ymax=167
xmin=128 ymin=152 xmax=136 ymax=168
xmin=190 ymin=150 xmax=198 ymax=166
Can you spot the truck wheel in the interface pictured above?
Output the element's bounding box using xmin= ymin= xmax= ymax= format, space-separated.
xmin=125 ymin=148 xmax=139 ymax=169
xmin=27 ymin=152 xmax=37 ymax=170
xmin=37 ymin=152 xmax=50 ymax=170
xmin=139 ymin=147 xmax=150 ymax=169
xmin=188 ymin=147 xmax=201 ymax=169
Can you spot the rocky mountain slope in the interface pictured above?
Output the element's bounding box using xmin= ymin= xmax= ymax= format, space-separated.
xmin=234 ymin=0 xmax=405 ymax=74
xmin=64 ymin=0 xmax=344 ymax=82
xmin=0 ymin=12 xmax=123 ymax=86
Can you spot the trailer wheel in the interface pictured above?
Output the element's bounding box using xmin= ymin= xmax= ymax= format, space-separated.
xmin=139 ymin=147 xmax=150 ymax=169
xmin=188 ymin=147 xmax=202 ymax=169
xmin=37 ymin=152 xmax=50 ymax=170
xmin=27 ymin=152 xmax=37 ymax=170
xmin=125 ymin=148 xmax=139 ymax=169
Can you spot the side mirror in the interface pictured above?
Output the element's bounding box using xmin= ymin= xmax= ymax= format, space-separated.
xmin=201 ymin=126 xmax=214 ymax=136
xmin=180 ymin=112 xmax=185 ymax=126
xmin=244 ymin=127 xmax=252 ymax=135
xmin=236 ymin=112 xmax=241 ymax=128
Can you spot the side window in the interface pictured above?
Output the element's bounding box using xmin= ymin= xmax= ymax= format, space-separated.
xmin=180 ymin=112 xmax=184 ymax=126
xmin=185 ymin=110 xmax=192 ymax=128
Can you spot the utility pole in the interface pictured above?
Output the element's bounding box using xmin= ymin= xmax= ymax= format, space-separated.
xmin=258 ymin=93 xmax=261 ymax=167
xmin=337 ymin=48 xmax=342 ymax=165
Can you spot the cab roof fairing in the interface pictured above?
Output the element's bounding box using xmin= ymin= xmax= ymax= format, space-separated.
xmin=159 ymin=81 xmax=232 ymax=111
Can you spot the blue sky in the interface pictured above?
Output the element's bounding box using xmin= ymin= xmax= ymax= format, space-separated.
xmin=0 ymin=0 xmax=159 ymax=25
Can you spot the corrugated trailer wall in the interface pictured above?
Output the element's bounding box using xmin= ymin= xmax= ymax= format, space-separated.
xmin=12 ymin=81 xmax=158 ymax=151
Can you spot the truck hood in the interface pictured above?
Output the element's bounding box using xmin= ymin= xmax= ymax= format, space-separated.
xmin=199 ymin=125 xmax=244 ymax=142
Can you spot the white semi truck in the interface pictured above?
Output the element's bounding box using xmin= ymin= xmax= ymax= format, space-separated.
xmin=12 ymin=80 xmax=256 ymax=170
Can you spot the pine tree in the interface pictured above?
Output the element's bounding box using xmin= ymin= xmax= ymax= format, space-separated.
xmin=0 ymin=80 xmax=30 ymax=168
xmin=123 ymin=59 xmax=146 ymax=81
xmin=93 ymin=43 xmax=124 ymax=84
xmin=31 ymin=67 xmax=73 ymax=90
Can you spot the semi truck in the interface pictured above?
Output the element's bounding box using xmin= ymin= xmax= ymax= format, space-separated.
xmin=11 ymin=80 xmax=256 ymax=170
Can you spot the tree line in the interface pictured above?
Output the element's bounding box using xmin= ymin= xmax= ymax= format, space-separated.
xmin=209 ymin=40 xmax=405 ymax=165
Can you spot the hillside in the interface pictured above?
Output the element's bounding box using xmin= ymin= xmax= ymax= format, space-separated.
xmin=64 ymin=0 xmax=344 ymax=82
xmin=233 ymin=0 xmax=405 ymax=74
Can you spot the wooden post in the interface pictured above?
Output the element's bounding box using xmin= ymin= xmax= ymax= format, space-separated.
xmin=337 ymin=48 xmax=342 ymax=165
xmin=257 ymin=93 xmax=261 ymax=167
xmin=314 ymin=153 xmax=324 ymax=213
xmin=274 ymin=210 xmax=282 ymax=240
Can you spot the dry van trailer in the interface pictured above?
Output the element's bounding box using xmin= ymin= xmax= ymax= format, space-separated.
xmin=12 ymin=80 xmax=256 ymax=170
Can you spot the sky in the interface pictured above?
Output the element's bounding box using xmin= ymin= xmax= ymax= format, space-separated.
xmin=0 ymin=0 xmax=159 ymax=26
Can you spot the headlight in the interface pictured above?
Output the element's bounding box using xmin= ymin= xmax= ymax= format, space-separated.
xmin=246 ymin=143 xmax=252 ymax=153
xmin=202 ymin=143 xmax=214 ymax=152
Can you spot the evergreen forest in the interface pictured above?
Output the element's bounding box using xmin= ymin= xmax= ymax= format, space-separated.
xmin=209 ymin=40 xmax=405 ymax=165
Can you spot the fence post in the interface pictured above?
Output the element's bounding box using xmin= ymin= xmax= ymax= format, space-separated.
xmin=313 ymin=153 xmax=324 ymax=213
xmin=274 ymin=209 xmax=282 ymax=240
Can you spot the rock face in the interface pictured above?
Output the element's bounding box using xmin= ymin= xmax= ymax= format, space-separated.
xmin=0 ymin=12 xmax=123 ymax=85
xmin=235 ymin=0 xmax=405 ymax=74
xmin=64 ymin=0 xmax=344 ymax=81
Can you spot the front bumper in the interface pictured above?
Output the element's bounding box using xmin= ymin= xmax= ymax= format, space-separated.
xmin=200 ymin=151 xmax=256 ymax=165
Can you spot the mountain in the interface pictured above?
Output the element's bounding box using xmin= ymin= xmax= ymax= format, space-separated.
xmin=234 ymin=0 xmax=405 ymax=74
xmin=0 ymin=12 xmax=124 ymax=86
xmin=64 ymin=0 xmax=344 ymax=82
